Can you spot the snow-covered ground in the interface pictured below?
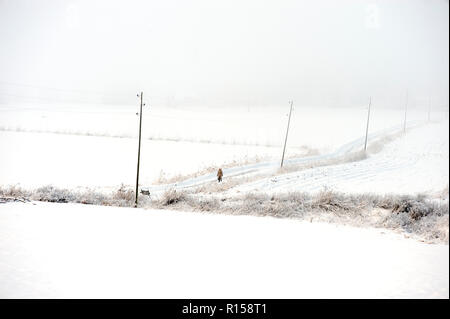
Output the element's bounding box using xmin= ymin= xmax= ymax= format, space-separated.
xmin=226 ymin=120 xmax=449 ymax=196
xmin=0 ymin=130 xmax=284 ymax=188
xmin=0 ymin=105 xmax=448 ymax=299
xmin=0 ymin=103 xmax=437 ymax=150
xmin=0 ymin=201 xmax=448 ymax=299
xmin=1 ymin=105 xmax=446 ymax=194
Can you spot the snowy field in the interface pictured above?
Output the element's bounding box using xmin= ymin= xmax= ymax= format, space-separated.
xmin=226 ymin=119 xmax=449 ymax=196
xmin=0 ymin=103 xmax=438 ymax=150
xmin=0 ymin=201 xmax=448 ymax=299
xmin=0 ymin=104 xmax=446 ymax=191
xmin=0 ymin=105 xmax=448 ymax=299
xmin=0 ymin=130 xmax=285 ymax=188
xmin=1 ymin=0 xmax=448 ymax=301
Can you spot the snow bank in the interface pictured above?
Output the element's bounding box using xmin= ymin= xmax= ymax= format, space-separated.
xmin=0 ymin=201 xmax=448 ymax=298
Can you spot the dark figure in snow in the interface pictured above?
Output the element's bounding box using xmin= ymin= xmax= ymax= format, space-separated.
xmin=217 ymin=168 xmax=223 ymax=183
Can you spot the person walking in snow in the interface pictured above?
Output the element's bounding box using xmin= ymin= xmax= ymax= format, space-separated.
xmin=217 ymin=168 xmax=223 ymax=183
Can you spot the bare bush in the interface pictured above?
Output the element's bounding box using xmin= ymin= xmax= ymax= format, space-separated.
xmin=195 ymin=197 xmax=220 ymax=212
xmin=77 ymin=190 xmax=109 ymax=206
xmin=313 ymin=189 xmax=358 ymax=212
xmin=33 ymin=185 xmax=77 ymax=203
xmin=160 ymin=189 xmax=188 ymax=206
xmin=0 ymin=185 xmax=30 ymax=198
xmin=112 ymin=184 xmax=135 ymax=205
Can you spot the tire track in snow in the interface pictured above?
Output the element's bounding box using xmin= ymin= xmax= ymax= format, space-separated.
xmin=229 ymin=157 xmax=411 ymax=193
xmin=255 ymin=157 xmax=416 ymax=193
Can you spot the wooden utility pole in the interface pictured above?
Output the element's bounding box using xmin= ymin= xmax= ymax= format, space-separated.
xmin=135 ymin=92 xmax=143 ymax=207
xmin=280 ymin=100 xmax=293 ymax=168
xmin=403 ymin=90 xmax=408 ymax=133
xmin=364 ymin=97 xmax=372 ymax=152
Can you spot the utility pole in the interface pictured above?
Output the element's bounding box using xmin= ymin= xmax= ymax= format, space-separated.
xmin=280 ymin=100 xmax=293 ymax=168
xmin=135 ymin=92 xmax=144 ymax=207
xmin=428 ymin=96 xmax=432 ymax=122
xmin=403 ymin=90 xmax=408 ymax=133
xmin=364 ymin=97 xmax=372 ymax=152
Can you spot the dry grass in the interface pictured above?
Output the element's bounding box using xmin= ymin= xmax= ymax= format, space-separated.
xmin=0 ymin=184 xmax=29 ymax=198
xmin=1 ymin=183 xmax=448 ymax=243
xmin=162 ymin=128 xmax=407 ymax=193
xmin=152 ymin=156 xmax=270 ymax=185
xmin=153 ymin=145 xmax=320 ymax=185
xmin=276 ymin=150 xmax=368 ymax=175
xmin=191 ymin=175 xmax=253 ymax=194
xmin=0 ymin=184 xmax=139 ymax=207
xmin=113 ymin=184 xmax=135 ymax=201
xmin=159 ymin=188 xmax=188 ymax=206
xmin=147 ymin=189 xmax=449 ymax=243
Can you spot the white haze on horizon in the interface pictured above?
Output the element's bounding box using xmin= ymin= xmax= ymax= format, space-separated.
xmin=0 ymin=0 xmax=448 ymax=110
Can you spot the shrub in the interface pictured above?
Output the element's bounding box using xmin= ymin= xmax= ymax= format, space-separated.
xmin=160 ymin=189 xmax=187 ymax=206
xmin=113 ymin=184 xmax=135 ymax=202
xmin=0 ymin=185 xmax=29 ymax=198
xmin=33 ymin=185 xmax=77 ymax=203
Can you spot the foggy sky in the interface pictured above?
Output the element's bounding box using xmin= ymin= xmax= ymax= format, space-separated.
xmin=0 ymin=0 xmax=448 ymax=108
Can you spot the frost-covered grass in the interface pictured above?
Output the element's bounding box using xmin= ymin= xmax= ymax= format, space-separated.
xmin=154 ymin=146 xmax=319 ymax=185
xmin=2 ymin=184 xmax=447 ymax=243
xmin=156 ymin=188 xmax=449 ymax=243
xmin=153 ymin=154 xmax=270 ymax=185
xmin=0 ymin=184 xmax=139 ymax=207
